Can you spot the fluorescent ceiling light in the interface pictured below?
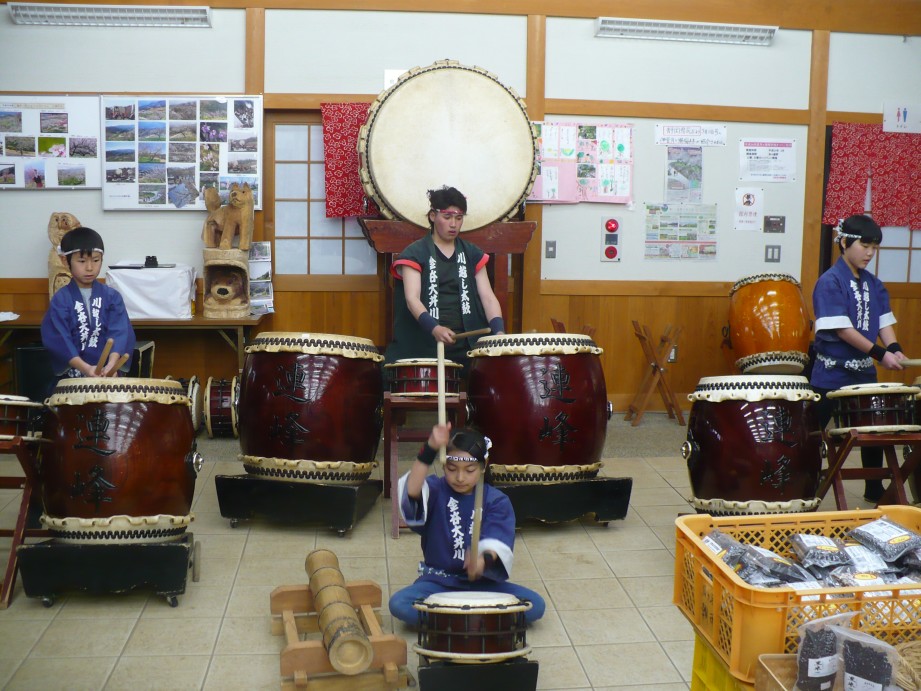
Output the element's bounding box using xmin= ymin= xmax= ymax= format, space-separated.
xmin=8 ymin=3 xmax=212 ymax=27
xmin=595 ymin=17 xmax=776 ymax=46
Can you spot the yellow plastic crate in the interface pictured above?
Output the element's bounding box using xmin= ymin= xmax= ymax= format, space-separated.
xmin=691 ymin=634 xmax=754 ymax=691
xmin=674 ymin=505 xmax=921 ymax=685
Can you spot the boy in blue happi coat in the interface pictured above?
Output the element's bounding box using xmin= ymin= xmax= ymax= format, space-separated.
xmin=41 ymin=226 xmax=135 ymax=381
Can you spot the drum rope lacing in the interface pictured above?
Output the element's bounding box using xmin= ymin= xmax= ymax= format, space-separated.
xmin=729 ymin=272 xmax=801 ymax=295
xmin=246 ymin=336 xmax=383 ymax=361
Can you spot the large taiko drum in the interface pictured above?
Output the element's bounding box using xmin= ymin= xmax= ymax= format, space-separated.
xmin=40 ymin=378 xmax=201 ymax=543
xmin=413 ymin=591 xmax=531 ymax=663
xmin=728 ymin=273 xmax=811 ymax=374
xmin=826 ymin=382 xmax=921 ymax=436
xmin=383 ymin=358 xmax=463 ymax=396
xmin=358 ymin=59 xmax=537 ymax=231
xmin=682 ymin=375 xmax=823 ymax=515
xmin=204 ymin=376 xmax=238 ymax=438
xmin=467 ymin=334 xmax=610 ymax=483
xmin=0 ymin=394 xmax=46 ymax=443
xmin=237 ymin=332 xmax=383 ymax=484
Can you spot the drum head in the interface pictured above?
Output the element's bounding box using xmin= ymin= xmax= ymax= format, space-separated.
xmin=359 ymin=60 xmax=537 ymax=231
xmin=418 ymin=590 xmax=527 ymax=613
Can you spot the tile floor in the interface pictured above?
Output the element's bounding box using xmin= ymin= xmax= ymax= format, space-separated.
xmin=0 ymin=413 xmax=894 ymax=690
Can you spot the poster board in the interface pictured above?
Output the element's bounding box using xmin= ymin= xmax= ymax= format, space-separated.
xmin=100 ymin=94 xmax=263 ymax=211
xmin=0 ymin=95 xmax=102 ymax=189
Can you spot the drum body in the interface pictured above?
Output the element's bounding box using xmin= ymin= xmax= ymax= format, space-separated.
xmin=358 ymin=60 xmax=537 ymax=231
xmin=413 ymin=591 xmax=531 ymax=663
xmin=204 ymin=376 xmax=238 ymax=438
xmin=683 ymin=375 xmax=823 ymax=515
xmin=0 ymin=394 xmax=45 ymax=442
xmin=467 ymin=334 xmax=609 ymax=483
xmin=384 ymin=358 xmax=462 ymax=396
xmin=237 ymin=333 xmax=383 ymax=483
xmin=827 ymin=383 xmax=921 ymax=436
xmin=728 ymin=274 xmax=811 ymax=374
xmin=40 ymin=378 xmax=199 ymax=543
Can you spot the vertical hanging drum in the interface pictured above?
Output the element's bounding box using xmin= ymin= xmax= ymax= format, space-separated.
xmin=358 ymin=60 xmax=538 ymax=231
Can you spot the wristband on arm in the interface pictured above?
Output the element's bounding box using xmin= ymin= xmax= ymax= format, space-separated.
xmin=887 ymin=342 xmax=903 ymax=354
xmin=869 ymin=344 xmax=887 ymax=362
xmin=417 ymin=443 xmax=437 ymax=466
xmin=417 ymin=311 xmax=438 ymax=333
xmin=488 ymin=317 xmax=505 ymax=334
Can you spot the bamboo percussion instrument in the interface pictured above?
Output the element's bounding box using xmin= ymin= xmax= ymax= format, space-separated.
xmin=94 ymin=338 xmax=114 ymax=375
xmin=305 ymin=549 xmax=373 ymax=676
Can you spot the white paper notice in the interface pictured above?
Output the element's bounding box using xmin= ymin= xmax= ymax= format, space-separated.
xmin=739 ymin=139 xmax=796 ymax=182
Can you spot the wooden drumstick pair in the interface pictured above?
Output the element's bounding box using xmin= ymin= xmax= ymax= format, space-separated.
xmin=93 ymin=338 xmax=129 ymax=377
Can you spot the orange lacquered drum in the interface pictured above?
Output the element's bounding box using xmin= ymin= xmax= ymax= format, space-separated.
xmin=728 ymin=273 xmax=811 ymax=374
xmin=358 ymin=60 xmax=537 ymax=231
xmin=40 ymin=378 xmax=201 ymax=543
xmin=413 ymin=591 xmax=531 ymax=663
xmin=237 ymin=332 xmax=383 ymax=484
xmin=384 ymin=358 xmax=463 ymax=396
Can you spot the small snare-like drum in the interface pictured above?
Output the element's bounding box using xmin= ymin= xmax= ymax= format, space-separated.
xmin=467 ymin=334 xmax=610 ymax=483
xmin=413 ymin=591 xmax=532 ymax=663
xmin=728 ymin=273 xmax=811 ymax=374
xmin=237 ymin=332 xmax=383 ymax=484
xmin=827 ymin=382 xmax=921 ymax=436
xmin=204 ymin=376 xmax=238 ymax=438
xmin=682 ymin=375 xmax=823 ymax=515
xmin=384 ymin=358 xmax=463 ymax=396
xmin=40 ymin=378 xmax=201 ymax=543
xmin=166 ymin=375 xmax=202 ymax=433
xmin=358 ymin=60 xmax=537 ymax=231
xmin=0 ymin=394 xmax=46 ymax=442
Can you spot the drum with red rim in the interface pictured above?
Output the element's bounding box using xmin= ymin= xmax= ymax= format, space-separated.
xmin=682 ymin=375 xmax=823 ymax=515
xmin=237 ymin=332 xmax=383 ymax=484
xmin=413 ymin=591 xmax=531 ymax=663
xmin=204 ymin=376 xmax=238 ymax=438
xmin=827 ymin=383 xmax=921 ymax=436
xmin=384 ymin=358 xmax=462 ymax=396
xmin=40 ymin=378 xmax=200 ymax=543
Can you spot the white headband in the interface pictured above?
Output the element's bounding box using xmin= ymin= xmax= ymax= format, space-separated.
xmin=833 ymin=219 xmax=861 ymax=241
xmin=57 ymin=246 xmax=104 ymax=256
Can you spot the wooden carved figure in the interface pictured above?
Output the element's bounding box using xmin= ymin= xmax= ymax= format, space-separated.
xmin=201 ymin=183 xmax=254 ymax=251
xmin=47 ymin=212 xmax=81 ymax=298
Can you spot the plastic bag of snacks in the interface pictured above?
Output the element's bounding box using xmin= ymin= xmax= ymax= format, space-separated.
xmin=795 ymin=612 xmax=856 ymax=691
xmin=740 ymin=545 xmax=813 ymax=584
xmin=789 ymin=534 xmax=849 ymax=569
xmin=842 ymin=542 xmax=897 ymax=573
xmin=847 ymin=517 xmax=921 ymax=562
xmin=701 ymin=529 xmax=746 ymax=570
xmin=829 ymin=625 xmax=902 ymax=691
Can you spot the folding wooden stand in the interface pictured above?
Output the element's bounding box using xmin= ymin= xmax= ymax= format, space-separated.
xmin=0 ymin=437 xmax=49 ymax=608
xmin=383 ymin=392 xmax=466 ymax=539
xmin=270 ymin=577 xmax=410 ymax=690
xmin=816 ymin=430 xmax=921 ymax=510
xmin=624 ymin=321 xmax=685 ymax=427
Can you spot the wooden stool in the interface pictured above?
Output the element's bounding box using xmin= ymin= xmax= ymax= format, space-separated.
xmin=0 ymin=438 xmax=50 ymax=608
xmin=624 ymin=321 xmax=685 ymax=427
xmin=816 ymin=430 xmax=921 ymax=510
xmin=383 ymin=392 xmax=467 ymax=539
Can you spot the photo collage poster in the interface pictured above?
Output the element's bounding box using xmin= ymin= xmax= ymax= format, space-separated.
xmin=101 ymin=94 xmax=263 ymax=211
xmin=0 ymin=95 xmax=103 ymax=189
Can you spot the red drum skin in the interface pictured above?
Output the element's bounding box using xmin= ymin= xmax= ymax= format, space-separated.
xmin=238 ymin=346 xmax=383 ymax=463
xmin=467 ymin=338 xmax=607 ymax=468
xmin=421 ymin=611 xmax=521 ymax=655
xmin=41 ymin=380 xmax=196 ymax=520
xmin=686 ymin=398 xmax=822 ymax=503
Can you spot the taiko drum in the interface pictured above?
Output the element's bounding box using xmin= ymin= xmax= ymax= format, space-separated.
xmin=728 ymin=273 xmax=811 ymax=374
xmin=384 ymin=358 xmax=463 ymax=396
xmin=0 ymin=394 xmax=45 ymax=442
xmin=827 ymin=383 xmax=921 ymax=436
xmin=237 ymin=333 xmax=383 ymax=468
xmin=40 ymin=378 xmax=199 ymax=542
xmin=204 ymin=376 xmax=238 ymax=438
xmin=413 ymin=591 xmax=531 ymax=662
xmin=682 ymin=375 xmax=823 ymax=515
xmin=467 ymin=334 xmax=609 ymax=482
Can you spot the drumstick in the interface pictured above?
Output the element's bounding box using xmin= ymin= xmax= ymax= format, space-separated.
xmin=467 ymin=472 xmax=485 ymax=581
xmin=437 ymin=340 xmax=447 ymax=465
xmin=94 ymin=338 xmax=114 ymax=375
xmin=452 ymin=327 xmax=491 ymax=341
xmin=899 ymin=358 xmax=921 ymax=367
xmin=108 ymin=353 xmax=130 ymax=376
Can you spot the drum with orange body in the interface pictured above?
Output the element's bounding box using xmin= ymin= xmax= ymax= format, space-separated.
xmin=728 ymin=273 xmax=811 ymax=374
xmin=384 ymin=358 xmax=463 ymax=396
xmin=467 ymin=334 xmax=610 ymax=483
xmin=40 ymin=378 xmax=201 ymax=543
xmin=413 ymin=591 xmax=531 ymax=663
xmin=682 ymin=375 xmax=823 ymax=515
xmin=237 ymin=332 xmax=383 ymax=484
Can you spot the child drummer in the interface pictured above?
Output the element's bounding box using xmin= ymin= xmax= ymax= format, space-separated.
xmin=388 ymin=423 xmax=545 ymax=626
xmin=41 ymin=226 xmax=135 ymax=382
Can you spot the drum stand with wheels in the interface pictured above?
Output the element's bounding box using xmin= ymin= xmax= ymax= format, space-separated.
xmin=215 ymin=476 xmax=383 ymax=535
xmin=16 ymin=533 xmax=201 ymax=608
xmin=496 ymin=476 xmax=633 ymax=526
xmin=816 ymin=430 xmax=921 ymax=510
